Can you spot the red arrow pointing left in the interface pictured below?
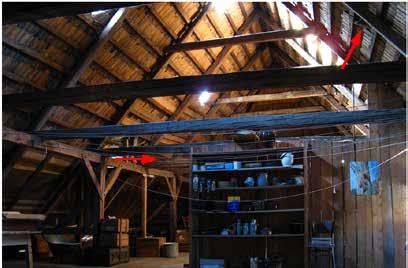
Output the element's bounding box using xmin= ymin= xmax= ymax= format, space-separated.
xmin=340 ymin=30 xmax=363 ymax=70
xmin=111 ymin=154 xmax=157 ymax=165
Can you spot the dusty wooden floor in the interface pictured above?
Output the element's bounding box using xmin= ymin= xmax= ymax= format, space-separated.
xmin=3 ymin=252 xmax=189 ymax=268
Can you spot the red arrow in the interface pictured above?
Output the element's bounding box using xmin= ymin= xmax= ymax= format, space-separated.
xmin=111 ymin=154 xmax=157 ymax=165
xmin=340 ymin=30 xmax=363 ymax=70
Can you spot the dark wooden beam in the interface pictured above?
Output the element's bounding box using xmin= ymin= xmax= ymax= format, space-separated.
xmin=3 ymin=3 xmax=147 ymax=24
xmin=169 ymin=27 xmax=315 ymax=52
xmin=344 ymin=3 xmax=406 ymax=56
xmin=6 ymin=61 xmax=405 ymax=107
xmin=3 ymin=127 xmax=175 ymax=178
xmin=32 ymin=109 xmax=405 ymax=139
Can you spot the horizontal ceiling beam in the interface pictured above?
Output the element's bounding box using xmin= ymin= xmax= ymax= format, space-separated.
xmin=232 ymin=106 xmax=326 ymax=117
xmin=3 ymin=128 xmax=175 ymax=178
xmin=3 ymin=3 xmax=148 ymax=24
xmin=5 ymin=61 xmax=405 ymax=107
xmin=169 ymin=27 xmax=315 ymax=52
xmin=32 ymin=108 xmax=405 ymax=139
xmin=216 ymin=88 xmax=327 ymax=105
xmin=344 ymin=3 xmax=406 ymax=56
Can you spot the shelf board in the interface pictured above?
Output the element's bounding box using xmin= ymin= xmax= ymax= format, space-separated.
xmin=192 ymin=234 xmax=304 ymax=238
xmin=192 ymin=208 xmax=304 ymax=214
xmin=192 ymin=164 xmax=303 ymax=173
xmin=214 ymin=184 xmax=304 ymax=191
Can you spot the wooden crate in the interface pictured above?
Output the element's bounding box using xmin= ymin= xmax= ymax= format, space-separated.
xmin=94 ymin=248 xmax=121 ymax=267
xmin=120 ymin=219 xmax=129 ymax=233
xmin=119 ymin=247 xmax=130 ymax=263
xmin=100 ymin=218 xmax=129 ymax=233
xmin=135 ymin=237 xmax=166 ymax=257
xmin=98 ymin=233 xmax=129 ymax=248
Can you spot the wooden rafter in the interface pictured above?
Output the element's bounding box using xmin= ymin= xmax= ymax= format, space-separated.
xmin=32 ymin=109 xmax=405 ymax=139
xmin=2 ymin=8 xmax=129 ymax=188
xmin=29 ymin=8 xmax=129 ymax=131
xmin=149 ymin=10 xmax=260 ymax=145
xmin=3 ymin=3 xmax=147 ymax=24
xmin=6 ymin=153 xmax=54 ymax=210
xmin=233 ymin=106 xmax=326 ymax=117
xmin=113 ymin=3 xmax=212 ymax=121
xmin=169 ymin=27 xmax=315 ymax=52
xmin=3 ymin=127 xmax=176 ymax=178
xmin=259 ymin=7 xmax=367 ymax=110
xmin=216 ymin=88 xmax=327 ymax=105
xmin=344 ymin=3 xmax=406 ymax=56
xmin=6 ymin=61 xmax=405 ymax=107
xmin=40 ymin=161 xmax=81 ymax=215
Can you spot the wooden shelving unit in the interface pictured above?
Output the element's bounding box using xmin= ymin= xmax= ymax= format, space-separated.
xmin=189 ymin=146 xmax=309 ymax=268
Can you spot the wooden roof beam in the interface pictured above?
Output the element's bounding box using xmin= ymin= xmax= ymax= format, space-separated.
xmin=344 ymin=3 xmax=406 ymax=56
xmin=5 ymin=61 xmax=405 ymax=107
xmin=32 ymin=108 xmax=405 ymax=139
xmin=3 ymin=3 xmax=147 ymax=24
xmin=30 ymin=8 xmax=128 ymax=131
xmin=3 ymin=128 xmax=175 ymax=178
xmin=232 ymin=106 xmax=326 ymax=117
xmin=169 ymin=27 xmax=315 ymax=52
xmin=108 ymin=3 xmax=212 ymax=127
xmin=260 ymin=7 xmax=367 ymax=110
xmin=216 ymin=88 xmax=327 ymax=105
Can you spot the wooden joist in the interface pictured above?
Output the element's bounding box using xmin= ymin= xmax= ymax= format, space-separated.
xmin=3 ymin=127 xmax=175 ymax=178
xmin=344 ymin=3 xmax=406 ymax=56
xmin=3 ymin=3 xmax=147 ymax=24
xmin=216 ymin=88 xmax=327 ymax=105
xmin=232 ymin=106 xmax=326 ymax=117
xmin=5 ymin=61 xmax=405 ymax=107
xmin=169 ymin=27 xmax=315 ymax=52
xmin=32 ymin=108 xmax=406 ymax=138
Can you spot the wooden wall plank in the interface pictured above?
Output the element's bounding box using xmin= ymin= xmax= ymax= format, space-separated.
xmin=343 ymin=142 xmax=357 ymax=268
xmin=332 ymin=141 xmax=345 ymax=268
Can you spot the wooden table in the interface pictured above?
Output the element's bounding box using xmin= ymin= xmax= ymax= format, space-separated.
xmin=3 ymin=231 xmax=41 ymax=268
xmin=3 ymin=212 xmax=46 ymax=268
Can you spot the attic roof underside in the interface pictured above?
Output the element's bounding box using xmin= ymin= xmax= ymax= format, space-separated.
xmin=2 ymin=2 xmax=406 ymax=213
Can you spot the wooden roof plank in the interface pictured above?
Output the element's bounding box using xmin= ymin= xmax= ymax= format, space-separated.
xmin=344 ymin=3 xmax=406 ymax=57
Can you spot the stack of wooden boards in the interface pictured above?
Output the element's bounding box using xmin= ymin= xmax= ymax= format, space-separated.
xmin=94 ymin=218 xmax=130 ymax=266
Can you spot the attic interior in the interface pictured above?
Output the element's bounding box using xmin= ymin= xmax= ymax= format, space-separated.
xmin=1 ymin=1 xmax=406 ymax=268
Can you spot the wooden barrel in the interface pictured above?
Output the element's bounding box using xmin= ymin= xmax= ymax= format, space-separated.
xmin=161 ymin=242 xmax=179 ymax=258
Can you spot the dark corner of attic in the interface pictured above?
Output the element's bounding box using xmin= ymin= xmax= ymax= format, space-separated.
xmin=2 ymin=1 xmax=407 ymax=268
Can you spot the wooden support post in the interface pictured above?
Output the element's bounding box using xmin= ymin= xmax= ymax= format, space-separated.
xmin=141 ymin=174 xmax=148 ymax=237
xmin=99 ymin=158 xmax=107 ymax=220
xmin=169 ymin=177 xmax=178 ymax=241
